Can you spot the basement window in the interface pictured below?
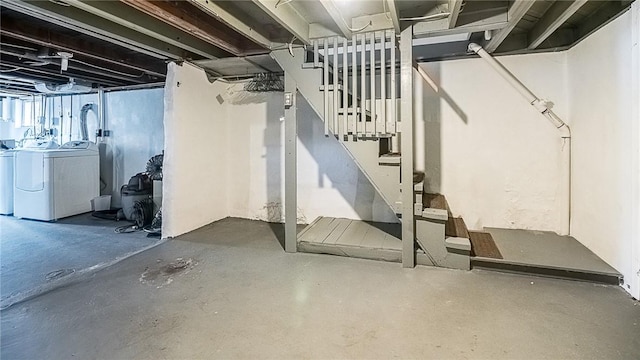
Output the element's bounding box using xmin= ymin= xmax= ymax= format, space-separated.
xmin=14 ymin=97 xmax=42 ymax=128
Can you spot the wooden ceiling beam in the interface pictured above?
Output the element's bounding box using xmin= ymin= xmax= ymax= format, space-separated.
xmin=528 ymin=0 xmax=588 ymax=49
xmin=484 ymin=0 xmax=535 ymax=53
xmin=1 ymin=0 xmax=193 ymax=60
xmin=318 ymin=0 xmax=352 ymax=38
xmin=414 ymin=11 xmax=508 ymax=38
xmin=252 ymin=0 xmax=311 ymax=45
xmin=62 ymin=0 xmax=230 ymax=59
xmin=0 ymin=15 xmax=166 ymax=78
xmin=0 ymin=48 xmax=145 ymax=85
xmin=120 ymin=0 xmax=267 ymax=56
xmin=188 ymin=0 xmax=272 ymax=49
xmin=448 ymin=0 xmax=464 ymax=29
xmin=0 ymin=59 xmax=124 ymax=86
xmin=573 ymin=0 xmax=633 ymax=45
xmin=385 ymin=0 xmax=401 ymax=33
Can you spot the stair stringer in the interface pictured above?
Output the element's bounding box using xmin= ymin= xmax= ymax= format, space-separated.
xmin=271 ymin=48 xmax=400 ymax=219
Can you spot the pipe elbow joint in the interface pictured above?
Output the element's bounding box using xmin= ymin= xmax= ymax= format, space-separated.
xmin=468 ymin=43 xmax=482 ymax=53
xmin=559 ymin=123 xmax=571 ymax=139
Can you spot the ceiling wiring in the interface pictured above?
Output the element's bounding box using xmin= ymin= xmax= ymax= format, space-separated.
xmin=275 ymin=0 xmax=294 ymax=8
xmin=400 ymin=12 xmax=451 ymax=21
xmin=70 ymin=59 xmax=146 ymax=78
xmin=347 ymin=21 xmax=372 ymax=33
xmin=0 ymin=65 xmax=25 ymax=73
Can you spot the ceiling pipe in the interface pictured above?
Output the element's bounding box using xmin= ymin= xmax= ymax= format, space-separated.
xmin=467 ymin=43 xmax=571 ymax=236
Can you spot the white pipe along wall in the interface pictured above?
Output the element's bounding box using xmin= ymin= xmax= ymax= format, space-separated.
xmin=467 ymin=43 xmax=572 ymax=236
xmin=415 ymin=54 xmax=567 ymax=234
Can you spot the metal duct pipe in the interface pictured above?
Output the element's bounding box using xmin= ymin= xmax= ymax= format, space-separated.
xmin=468 ymin=43 xmax=572 ymax=235
xmin=79 ymin=103 xmax=98 ymax=142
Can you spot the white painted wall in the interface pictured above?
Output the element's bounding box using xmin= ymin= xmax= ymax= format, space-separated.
xmin=103 ymin=88 xmax=164 ymax=206
xmin=161 ymin=70 xmax=397 ymax=234
xmin=567 ymin=7 xmax=640 ymax=299
xmin=224 ymin=84 xmax=397 ymax=224
xmin=165 ymin=51 xmax=573 ymax=234
xmin=162 ymin=63 xmax=229 ymax=238
xmin=633 ymin=2 xmax=640 ymax=301
xmin=416 ymin=52 xmax=568 ymax=233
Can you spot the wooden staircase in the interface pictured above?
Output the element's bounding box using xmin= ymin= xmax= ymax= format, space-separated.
xmin=272 ymin=30 xmax=623 ymax=285
xmin=271 ymin=30 xmax=473 ymax=271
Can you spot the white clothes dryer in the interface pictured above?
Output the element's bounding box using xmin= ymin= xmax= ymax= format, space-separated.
xmin=14 ymin=141 xmax=99 ymax=221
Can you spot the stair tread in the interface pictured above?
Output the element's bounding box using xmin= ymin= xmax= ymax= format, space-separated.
xmin=446 ymin=217 xmax=469 ymax=239
xmin=468 ymin=231 xmax=503 ymax=259
xmin=413 ymin=171 xmax=424 ymax=184
xmin=380 ymin=153 xmax=401 ymax=158
xmin=379 ymin=153 xmax=401 ymax=166
xmin=422 ymin=193 xmax=450 ymax=212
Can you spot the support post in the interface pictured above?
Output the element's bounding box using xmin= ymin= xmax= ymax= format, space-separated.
xmin=631 ymin=0 xmax=640 ymax=299
xmin=400 ymin=26 xmax=415 ymax=268
xmin=284 ymin=72 xmax=297 ymax=253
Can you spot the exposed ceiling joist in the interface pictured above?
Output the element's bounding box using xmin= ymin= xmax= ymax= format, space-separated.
xmin=528 ymin=0 xmax=588 ymax=49
xmin=0 ymin=48 xmax=147 ymax=84
xmin=1 ymin=0 xmax=192 ymax=60
xmin=251 ymin=0 xmax=311 ymax=45
xmin=484 ymin=0 xmax=535 ymax=53
xmin=318 ymin=0 xmax=351 ymax=38
xmin=120 ymin=0 xmax=267 ymax=57
xmin=0 ymin=82 xmax=36 ymax=91
xmin=188 ymin=0 xmax=272 ymax=49
xmin=385 ymin=0 xmax=401 ymax=33
xmin=0 ymin=75 xmax=35 ymax=85
xmin=63 ymin=0 xmax=229 ymax=60
xmin=351 ymin=13 xmax=393 ymax=34
xmin=0 ymin=15 xmax=166 ymax=78
xmin=573 ymin=0 xmax=633 ymax=45
xmin=0 ymin=60 xmax=123 ymax=86
xmin=0 ymin=78 xmax=35 ymax=87
xmin=448 ymin=0 xmax=464 ymax=29
xmin=414 ymin=12 xmax=508 ymax=38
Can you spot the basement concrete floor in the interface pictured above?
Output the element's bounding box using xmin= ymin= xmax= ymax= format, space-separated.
xmin=1 ymin=217 xmax=639 ymax=359
xmin=0 ymin=213 xmax=164 ymax=309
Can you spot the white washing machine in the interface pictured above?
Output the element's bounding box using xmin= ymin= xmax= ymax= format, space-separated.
xmin=0 ymin=140 xmax=58 ymax=215
xmin=14 ymin=140 xmax=99 ymax=221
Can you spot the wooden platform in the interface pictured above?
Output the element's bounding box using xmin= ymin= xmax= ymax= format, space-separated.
xmin=297 ymin=217 xmax=405 ymax=263
xmin=297 ymin=218 xmax=622 ymax=285
xmin=472 ymin=228 xmax=622 ymax=284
